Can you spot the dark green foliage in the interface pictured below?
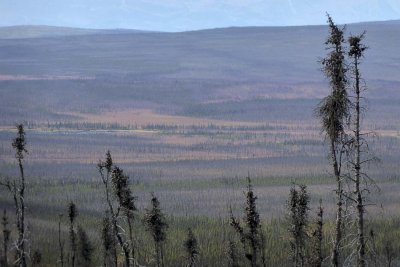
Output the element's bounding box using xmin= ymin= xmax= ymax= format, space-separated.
xmin=68 ymin=202 xmax=78 ymax=267
xmin=318 ymin=15 xmax=349 ymax=142
xmin=184 ymin=228 xmax=199 ymax=267
xmin=68 ymin=202 xmax=78 ymax=224
xmin=111 ymin=167 xmax=136 ymax=213
xmin=287 ymin=184 xmax=310 ymax=267
xmin=98 ymin=151 xmax=136 ymax=267
xmin=317 ymin=15 xmax=350 ymax=267
xmin=144 ymin=194 xmax=168 ymax=243
xmin=230 ymin=177 xmax=264 ymax=267
xmin=348 ymin=34 xmax=367 ymax=59
xmin=144 ymin=193 xmax=168 ymax=267
xmin=308 ymin=200 xmax=324 ymax=267
xmin=12 ymin=124 xmax=28 ymax=160
xmin=77 ymin=226 xmax=93 ymax=267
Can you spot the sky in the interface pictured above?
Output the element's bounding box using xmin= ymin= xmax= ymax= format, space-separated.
xmin=1 ymin=0 xmax=400 ymax=32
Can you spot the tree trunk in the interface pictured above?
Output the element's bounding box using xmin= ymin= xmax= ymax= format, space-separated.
xmin=17 ymin=158 xmax=27 ymax=267
xmin=330 ymin=139 xmax=342 ymax=267
xmin=354 ymin=55 xmax=366 ymax=267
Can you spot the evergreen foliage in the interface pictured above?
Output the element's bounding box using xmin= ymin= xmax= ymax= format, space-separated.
xmin=287 ymin=184 xmax=310 ymax=267
xmin=144 ymin=193 xmax=168 ymax=267
xmin=230 ymin=177 xmax=264 ymax=267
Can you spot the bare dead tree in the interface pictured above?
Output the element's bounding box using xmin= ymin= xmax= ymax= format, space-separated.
xmin=316 ymin=15 xmax=350 ymax=267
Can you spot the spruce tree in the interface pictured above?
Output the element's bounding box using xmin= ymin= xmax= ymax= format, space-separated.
xmin=13 ymin=124 xmax=28 ymax=267
xmin=308 ymin=200 xmax=324 ymax=267
xmin=287 ymin=184 xmax=310 ymax=267
xmin=143 ymin=193 xmax=168 ymax=267
xmin=316 ymin=15 xmax=349 ymax=267
xmin=101 ymin=214 xmax=117 ymax=267
xmin=68 ymin=202 xmax=78 ymax=267
xmin=0 ymin=125 xmax=29 ymax=267
xmin=230 ymin=177 xmax=263 ymax=267
xmin=348 ymin=32 xmax=368 ymax=267
xmin=98 ymin=151 xmax=137 ymax=267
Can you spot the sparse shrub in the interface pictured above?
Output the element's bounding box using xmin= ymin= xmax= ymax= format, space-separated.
xmin=184 ymin=228 xmax=199 ymax=267
xmin=227 ymin=240 xmax=240 ymax=267
xmin=31 ymin=250 xmax=42 ymax=267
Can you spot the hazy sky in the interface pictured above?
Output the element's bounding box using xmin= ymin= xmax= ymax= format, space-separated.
xmin=2 ymin=0 xmax=400 ymax=31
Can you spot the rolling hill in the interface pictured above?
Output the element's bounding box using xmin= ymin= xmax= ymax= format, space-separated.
xmin=0 ymin=21 xmax=399 ymax=124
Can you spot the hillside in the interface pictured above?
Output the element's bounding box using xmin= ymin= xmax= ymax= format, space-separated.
xmin=0 ymin=21 xmax=399 ymax=125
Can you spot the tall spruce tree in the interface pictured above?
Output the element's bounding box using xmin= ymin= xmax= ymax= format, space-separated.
xmin=98 ymin=151 xmax=137 ymax=267
xmin=230 ymin=177 xmax=263 ymax=267
xmin=287 ymin=184 xmax=310 ymax=267
xmin=0 ymin=125 xmax=29 ymax=267
xmin=317 ymin=15 xmax=349 ymax=267
xmin=143 ymin=193 xmax=168 ymax=267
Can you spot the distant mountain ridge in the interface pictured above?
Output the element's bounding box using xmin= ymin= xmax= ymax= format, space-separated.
xmin=1 ymin=19 xmax=399 ymax=39
xmin=0 ymin=25 xmax=149 ymax=39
